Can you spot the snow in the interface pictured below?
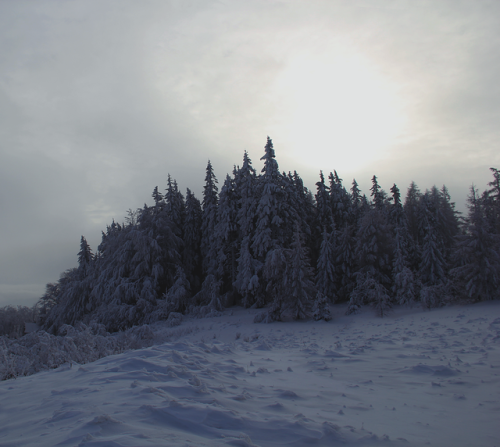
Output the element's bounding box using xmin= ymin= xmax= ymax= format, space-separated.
xmin=1 ymin=302 xmax=499 ymax=447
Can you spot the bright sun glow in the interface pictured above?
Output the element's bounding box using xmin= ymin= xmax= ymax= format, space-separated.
xmin=273 ymin=51 xmax=406 ymax=172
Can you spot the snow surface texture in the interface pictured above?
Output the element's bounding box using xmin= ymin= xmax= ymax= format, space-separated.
xmin=1 ymin=302 xmax=499 ymax=447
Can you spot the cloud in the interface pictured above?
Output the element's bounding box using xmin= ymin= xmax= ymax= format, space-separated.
xmin=1 ymin=0 xmax=500 ymax=305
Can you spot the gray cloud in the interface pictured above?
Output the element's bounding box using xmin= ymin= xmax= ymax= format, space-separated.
xmin=1 ymin=0 xmax=500 ymax=306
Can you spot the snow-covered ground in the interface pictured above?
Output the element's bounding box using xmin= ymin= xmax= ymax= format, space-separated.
xmin=1 ymin=302 xmax=499 ymax=447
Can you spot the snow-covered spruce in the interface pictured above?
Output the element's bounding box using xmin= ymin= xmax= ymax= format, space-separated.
xmin=29 ymin=138 xmax=499 ymax=334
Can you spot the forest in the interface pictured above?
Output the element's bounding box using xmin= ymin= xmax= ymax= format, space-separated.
xmin=2 ymin=137 xmax=500 ymax=338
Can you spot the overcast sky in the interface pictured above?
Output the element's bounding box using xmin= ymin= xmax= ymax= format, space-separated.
xmin=1 ymin=0 xmax=499 ymax=307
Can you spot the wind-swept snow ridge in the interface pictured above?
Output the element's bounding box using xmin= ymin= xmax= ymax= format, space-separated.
xmin=1 ymin=302 xmax=499 ymax=446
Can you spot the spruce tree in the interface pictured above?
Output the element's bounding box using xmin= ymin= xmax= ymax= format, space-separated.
xmin=285 ymin=171 xmax=313 ymax=245
xmin=201 ymin=160 xmax=219 ymax=276
xmin=315 ymin=171 xmax=333 ymax=231
xmin=485 ymin=167 xmax=500 ymax=234
xmin=355 ymin=209 xmax=393 ymax=287
xmin=77 ymin=236 xmax=94 ymax=279
xmin=252 ymin=137 xmax=287 ymax=259
xmin=392 ymin=228 xmax=417 ymax=305
xmin=165 ymin=266 xmax=191 ymax=314
xmin=347 ymin=271 xmax=392 ymax=316
xmin=165 ymin=175 xmax=185 ymax=240
xmin=389 ymin=184 xmax=404 ymax=228
xmin=349 ymin=208 xmax=393 ymax=314
xmin=349 ymin=179 xmax=362 ymax=228
xmin=370 ymin=175 xmax=385 ymax=211
xmin=316 ymin=227 xmax=337 ymax=302
xmin=451 ymin=187 xmax=500 ymax=301
xmin=234 ymin=235 xmax=262 ymax=308
xmin=312 ymin=291 xmax=332 ymax=321
xmin=404 ymin=181 xmax=422 ymax=248
xmin=335 ymin=225 xmax=356 ymax=301
xmin=215 ymin=174 xmax=239 ymax=295
xmin=418 ymin=218 xmax=448 ymax=309
xmin=419 ymin=219 xmax=447 ymax=286
xmin=235 ymin=150 xmax=258 ymax=240
xmin=287 ymin=223 xmax=316 ymax=320
xmin=329 ymin=171 xmax=349 ymax=228
xmin=183 ymin=188 xmax=203 ymax=292
xmin=263 ymin=247 xmax=289 ymax=320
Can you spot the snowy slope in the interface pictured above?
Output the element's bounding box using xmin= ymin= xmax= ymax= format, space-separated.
xmin=1 ymin=302 xmax=499 ymax=447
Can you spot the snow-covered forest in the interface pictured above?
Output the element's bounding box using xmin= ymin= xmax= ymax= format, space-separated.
xmin=3 ymin=137 xmax=500 ymax=338
xmin=1 ymin=138 xmax=500 ymax=446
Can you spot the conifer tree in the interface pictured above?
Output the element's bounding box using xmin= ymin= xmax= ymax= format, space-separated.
xmin=335 ymin=225 xmax=356 ymax=301
xmin=316 ymin=171 xmax=333 ymax=231
xmin=234 ymin=236 xmax=262 ymax=308
xmin=215 ymin=174 xmax=239 ymax=295
xmin=40 ymin=267 xmax=81 ymax=331
xmin=184 ymin=188 xmax=203 ymax=292
xmin=390 ymin=183 xmax=418 ymax=273
xmin=349 ymin=179 xmax=362 ymax=228
xmin=418 ymin=218 xmax=448 ymax=309
xmin=420 ymin=186 xmax=459 ymax=263
xmin=329 ymin=171 xmax=349 ymax=228
xmin=288 ymin=223 xmax=316 ymax=319
xmin=252 ymin=137 xmax=288 ymax=259
xmin=355 ymin=209 xmax=393 ymax=286
xmin=312 ymin=291 xmax=332 ymax=321
xmin=235 ymin=151 xmax=258 ymax=240
xmin=262 ymin=246 xmax=290 ymax=320
xmin=451 ymin=187 xmax=500 ymax=301
xmin=370 ymin=175 xmax=385 ymax=211
xmin=484 ymin=167 xmax=500 ymax=234
xmin=404 ymin=181 xmax=422 ymax=246
xmin=42 ymin=236 xmax=96 ymax=332
xmin=347 ymin=271 xmax=392 ymax=316
xmin=349 ymin=208 xmax=393 ymax=314
xmin=389 ymin=184 xmax=404 ymax=228
xmin=392 ymin=228 xmax=417 ymax=305
xmin=165 ymin=266 xmax=191 ymax=314
xmin=419 ymin=219 xmax=447 ymax=286
xmin=165 ymin=175 xmax=185 ymax=240
xmin=285 ymin=171 xmax=313 ymax=243
xmin=201 ymin=160 xmax=219 ymax=276
xmin=436 ymin=185 xmax=460 ymax=256
xmin=316 ymin=227 xmax=337 ymax=302
xmin=152 ymin=186 xmax=163 ymax=207
xmin=313 ymin=171 xmax=333 ymax=260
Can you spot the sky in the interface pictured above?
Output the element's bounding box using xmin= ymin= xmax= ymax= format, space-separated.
xmin=1 ymin=0 xmax=500 ymax=307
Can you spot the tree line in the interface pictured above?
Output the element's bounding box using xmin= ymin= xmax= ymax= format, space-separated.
xmin=26 ymin=137 xmax=500 ymax=333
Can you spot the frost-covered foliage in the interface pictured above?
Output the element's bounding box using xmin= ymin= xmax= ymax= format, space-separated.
xmin=287 ymin=224 xmax=316 ymax=319
xmin=252 ymin=137 xmax=290 ymax=259
xmin=392 ymin=229 xmax=417 ymax=306
xmin=451 ymin=187 xmax=500 ymax=302
xmin=234 ymin=236 xmax=261 ymax=308
xmin=316 ymin=228 xmax=337 ymax=302
xmin=263 ymin=247 xmax=289 ymax=320
xmin=313 ymin=291 xmax=332 ymax=321
xmin=355 ymin=209 xmax=393 ymax=287
xmin=1 ymin=323 xmax=128 ymax=380
xmin=215 ymin=175 xmax=239 ymax=295
xmin=419 ymin=221 xmax=447 ymax=286
xmin=0 ymin=318 xmax=198 ymax=381
xmin=183 ymin=188 xmax=203 ymax=292
xmin=34 ymin=137 xmax=498 ymax=331
xmin=347 ymin=272 xmax=392 ymax=317
xmin=335 ymin=225 xmax=356 ymax=301
xmin=201 ymin=160 xmax=219 ymax=276
xmin=0 ymin=305 xmax=37 ymax=338
xmin=260 ymin=224 xmax=315 ymax=321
